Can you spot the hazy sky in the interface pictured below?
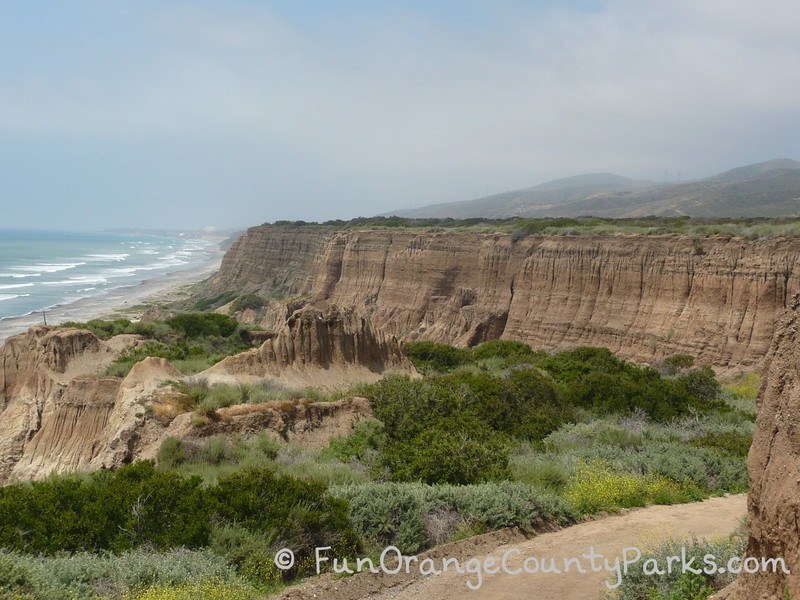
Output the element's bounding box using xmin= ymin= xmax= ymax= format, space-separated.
xmin=1 ymin=1 xmax=799 ymax=230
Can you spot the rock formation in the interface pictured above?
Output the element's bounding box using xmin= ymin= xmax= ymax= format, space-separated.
xmin=0 ymin=307 xmax=406 ymax=483
xmin=207 ymin=226 xmax=800 ymax=370
xmin=0 ymin=327 xmax=118 ymax=481
xmin=201 ymin=304 xmax=413 ymax=387
xmin=0 ymin=325 xmax=182 ymax=483
xmin=728 ymin=294 xmax=800 ymax=598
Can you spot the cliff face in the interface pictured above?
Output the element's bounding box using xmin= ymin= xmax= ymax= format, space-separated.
xmin=729 ymin=295 xmax=800 ymax=598
xmin=0 ymin=327 xmax=117 ymax=482
xmin=202 ymin=305 xmax=413 ymax=388
xmin=209 ymin=227 xmax=800 ymax=369
xmin=0 ymin=325 xmax=182 ymax=483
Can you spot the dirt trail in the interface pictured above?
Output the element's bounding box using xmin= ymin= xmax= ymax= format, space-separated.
xmin=279 ymin=494 xmax=746 ymax=600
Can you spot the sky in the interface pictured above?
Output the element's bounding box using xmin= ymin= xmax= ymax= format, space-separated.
xmin=0 ymin=0 xmax=798 ymax=231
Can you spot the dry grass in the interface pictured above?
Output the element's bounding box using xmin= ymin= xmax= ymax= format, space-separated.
xmin=218 ymin=398 xmax=312 ymax=417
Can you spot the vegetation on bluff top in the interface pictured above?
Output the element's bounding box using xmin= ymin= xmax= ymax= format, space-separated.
xmin=59 ymin=313 xmax=261 ymax=376
xmin=260 ymin=215 xmax=800 ymax=240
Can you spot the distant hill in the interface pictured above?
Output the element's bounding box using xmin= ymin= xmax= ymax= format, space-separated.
xmin=391 ymin=159 xmax=800 ymax=219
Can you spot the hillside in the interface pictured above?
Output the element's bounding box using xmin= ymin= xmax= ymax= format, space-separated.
xmin=392 ymin=158 xmax=800 ymax=219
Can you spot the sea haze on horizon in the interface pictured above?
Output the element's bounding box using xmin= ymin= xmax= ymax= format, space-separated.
xmin=0 ymin=229 xmax=215 ymax=321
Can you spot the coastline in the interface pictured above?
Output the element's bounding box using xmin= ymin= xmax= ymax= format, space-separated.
xmin=0 ymin=256 xmax=222 ymax=344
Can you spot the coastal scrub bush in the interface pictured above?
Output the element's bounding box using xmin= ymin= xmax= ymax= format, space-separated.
xmin=131 ymin=579 xmax=258 ymax=600
xmin=230 ymin=294 xmax=267 ymax=313
xmin=324 ymin=418 xmax=386 ymax=466
xmin=208 ymin=468 xmax=360 ymax=579
xmin=405 ymin=343 xmax=727 ymax=424
xmin=166 ymin=313 xmax=239 ymax=338
xmin=403 ymin=341 xmax=470 ymax=372
xmin=653 ymin=353 xmax=695 ymax=375
xmin=330 ymin=481 xmax=575 ymax=553
xmin=609 ymin=529 xmax=746 ymax=600
xmin=380 ymin=426 xmax=511 ymax=484
xmin=0 ymin=463 xmax=359 ymax=580
xmin=0 ymin=462 xmax=209 ymax=554
xmin=470 ymin=339 xmax=544 ymax=362
xmin=690 ymin=430 xmax=752 ymax=458
xmin=362 ymin=375 xmax=515 ymax=483
xmin=564 ymin=461 xmax=703 ymax=515
xmin=0 ymin=549 xmax=246 ymax=600
xmin=193 ymin=291 xmax=238 ymax=311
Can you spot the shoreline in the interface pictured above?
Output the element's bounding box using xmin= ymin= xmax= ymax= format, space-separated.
xmin=0 ymin=256 xmax=222 ymax=344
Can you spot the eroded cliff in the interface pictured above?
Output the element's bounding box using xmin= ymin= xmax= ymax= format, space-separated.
xmin=208 ymin=226 xmax=800 ymax=369
xmin=202 ymin=304 xmax=413 ymax=387
xmin=0 ymin=306 xmax=406 ymax=483
xmin=727 ymin=294 xmax=800 ymax=598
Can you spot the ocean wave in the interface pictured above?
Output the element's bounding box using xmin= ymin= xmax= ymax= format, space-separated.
xmin=11 ymin=262 xmax=85 ymax=274
xmin=84 ymin=253 xmax=130 ymax=262
xmin=104 ymin=264 xmax=165 ymax=277
xmin=0 ymin=272 xmax=42 ymax=278
xmin=0 ymin=294 xmax=30 ymax=302
xmin=42 ymin=275 xmax=109 ymax=286
xmin=0 ymin=283 xmax=35 ymax=290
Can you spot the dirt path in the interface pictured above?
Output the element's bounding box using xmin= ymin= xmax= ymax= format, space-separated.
xmin=278 ymin=494 xmax=746 ymax=600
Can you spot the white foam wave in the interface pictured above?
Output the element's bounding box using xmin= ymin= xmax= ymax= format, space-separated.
xmin=42 ymin=275 xmax=108 ymax=286
xmin=104 ymin=264 xmax=165 ymax=278
xmin=0 ymin=294 xmax=30 ymax=302
xmin=84 ymin=253 xmax=130 ymax=262
xmin=11 ymin=262 xmax=85 ymax=273
xmin=0 ymin=283 xmax=35 ymax=290
xmin=0 ymin=272 xmax=41 ymax=278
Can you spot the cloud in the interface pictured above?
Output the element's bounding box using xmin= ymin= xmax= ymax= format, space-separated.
xmin=0 ymin=1 xmax=798 ymax=227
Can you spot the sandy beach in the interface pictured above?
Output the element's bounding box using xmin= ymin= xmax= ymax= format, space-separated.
xmin=0 ymin=255 xmax=222 ymax=344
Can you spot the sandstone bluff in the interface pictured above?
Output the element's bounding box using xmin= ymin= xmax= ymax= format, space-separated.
xmin=207 ymin=226 xmax=800 ymax=370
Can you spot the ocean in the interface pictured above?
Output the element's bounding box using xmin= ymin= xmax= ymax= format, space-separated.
xmin=0 ymin=229 xmax=218 ymax=322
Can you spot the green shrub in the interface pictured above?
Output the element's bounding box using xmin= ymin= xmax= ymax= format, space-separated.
xmin=609 ymin=531 xmax=745 ymax=600
xmin=195 ymin=385 xmax=243 ymax=415
xmin=157 ymin=436 xmax=198 ymax=468
xmin=325 ymin=418 xmax=386 ymax=465
xmin=654 ymin=354 xmax=695 ymax=375
xmin=331 ymin=481 xmax=574 ymax=554
xmin=471 ymin=340 xmax=542 ymax=362
xmin=676 ymin=366 xmax=721 ymax=401
xmin=193 ymin=291 xmax=238 ymax=311
xmin=380 ymin=426 xmax=511 ymax=485
xmin=209 ymin=469 xmax=360 ymax=578
xmin=330 ymin=484 xmax=427 ymax=553
xmin=0 ymin=552 xmax=35 ymax=598
xmin=691 ymin=430 xmax=752 ymax=458
xmin=403 ymin=341 xmax=470 ymax=372
xmin=166 ymin=313 xmax=239 ymax=338
xmin=0 ymin=463 xmax=358 ymax=581
xmin=510 ymin=451 xmax=576 ymax=490
xmin=209 ymin=526 xmax=284 ymax=589
xmin=0 ymin=462 xmax=209 ymax=554
xmin=230 ymin=294 xmax=267 ymax=313
xmin=0 ymin=549 xmax=245 ymax=600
